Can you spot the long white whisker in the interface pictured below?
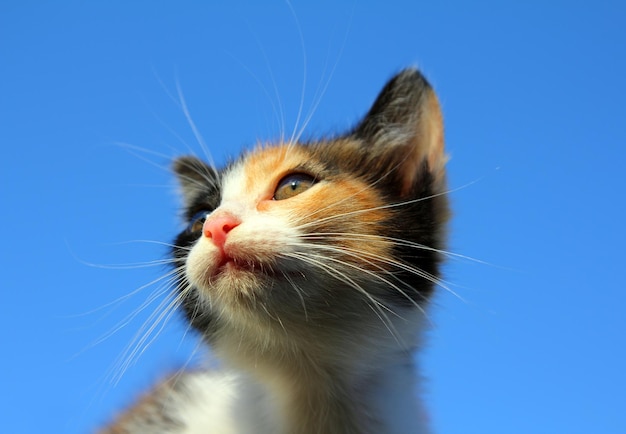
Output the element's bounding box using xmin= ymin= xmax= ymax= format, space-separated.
xmin=285 ymin=0 xmax=308 ymax=146
xmin=175 ymin=78 xmax=215 ymax=169
xmin=71 ymin=266 xmax=183 ymax=322
xmin=108 ymin=239 xmax=193 ymax=250
xmin=282 ymin=272 xmax=309 ymax=321
xmin=282 ymin=251 xmax=404 ymax=343
xmin=292 ymin=6 xmax=353 ymax=144
xmin=111 ymin=274 xmax=189 ymax=384
xmin=222 ymin=47 xmax=286 ymax=141
xmin=169 ymin=338 xmax=207 ymax=390
xmin=301 ymin=232 xmax=485 ymax=265
xmin=174 ymin=150 xmax=221 ymax=191
xmin=113 ymin=141 xmax=174 ymax=174
xmin=96 ymin=270 xmax=182 ymax=349
xmin=150 ymin=68 xmax=210 ymax=157
xmin=75 ymin=258 xmax=178 ymax=271
xmin=294 ymin=241 xmax=462 ymax=303
xmin=295 ymin=175 xmax=481 ymax=232
xmin=293 ymin=188 xmax=450 ymax=231
xmin=294 ymin=249 xmax=428 ymax=317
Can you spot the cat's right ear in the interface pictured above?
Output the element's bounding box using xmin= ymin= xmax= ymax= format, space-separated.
xmin=173 ymin=156 xmax=219 ymax=207
xmin=351 ymin=68 xmax=447 ymax=196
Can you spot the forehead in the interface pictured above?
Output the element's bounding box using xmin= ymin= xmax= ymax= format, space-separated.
xmin=221 ymin=144 xmax=313 ymax=200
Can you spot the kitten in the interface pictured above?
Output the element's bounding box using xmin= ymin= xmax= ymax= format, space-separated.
xmin=100 ymin=68 xmax=449 ymax=434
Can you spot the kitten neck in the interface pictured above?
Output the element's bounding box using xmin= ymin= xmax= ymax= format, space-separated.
xmin=214 ymin=304 xmax=430 ymax=434
xmin=267 ymin=351 xmax=428 ymax=434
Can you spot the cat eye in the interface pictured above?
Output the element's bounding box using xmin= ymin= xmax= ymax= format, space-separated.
xmin=274 ymin=173 xmax=317 ymax=200
xmin=187 ymin=210 xmax=211 ymax=233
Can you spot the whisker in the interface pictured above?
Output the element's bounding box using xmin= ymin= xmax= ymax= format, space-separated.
xmin=282 ymin=251 xmax=404 ymax=343
xmin=72 ymin=266 xmax=184 ymax=321
xmin=282 ymin=272 xmax=309 ymax=321
xmin=301 ymin=232 xmax=485 ymax=265
xmin=108 ymin=239 xmax=193 ymax=250
xmin=285 ymin=0 xmax=308 ymax=147
xmin=107 ymin=272 xmax=180 ymax=345
xmin=294 ymin=175 xmax=481 ymax=232
xmin=292 ymin=248 xmax=428 ymax=318
xmin=110 ymin=274 xmax=189 ymax=384
xmin=150 ymin=68 xmax=212 ymax=158
xmin=291 ymin=6 xmax=352 ymax=145
xmin=169 ymin=338 xmax=207 ymax=390
xmin=294 ymin=190 xmax=449 ymax=231
xmin=293 ymin=241 xmax=463 ymax=303
xmin=113 ymin=141 xmax=176 ymax=164
xmin=75 ymin=258 xmax=178 ymax=271
xmin=174 ymin=157 xmax=221 ymax=191
xmin=222 ymin=46 xmax=286 ymax=141
xmin=175 ymin=79 xmax=215 ymax=169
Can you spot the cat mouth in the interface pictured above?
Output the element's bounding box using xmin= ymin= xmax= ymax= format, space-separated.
xmin=214 ymin=257 xmax=278 ymax=278
xmin=218 ymin=259 xmax=258 ymax=274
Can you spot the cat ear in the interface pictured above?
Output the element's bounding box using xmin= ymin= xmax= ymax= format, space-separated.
xmin=352 ymin=68 xmax=447 ymax=196
xmin=173 ymin=156 xmax=219 ymax=207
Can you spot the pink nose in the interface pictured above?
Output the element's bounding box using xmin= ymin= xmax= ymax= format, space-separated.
xmin=203 ymin=213 xmax=241 ymax=251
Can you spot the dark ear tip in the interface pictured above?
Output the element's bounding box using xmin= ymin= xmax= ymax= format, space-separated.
xmin=173 ymin=155 xmax=201 ymax=175
xmin=353 ymin=67 xmax=437 ymax=141
xmin=393 ymin=67 xmax=433 ymax=91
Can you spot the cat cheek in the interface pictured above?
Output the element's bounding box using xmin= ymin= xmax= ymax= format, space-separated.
xmin=185 ymin=240 xmax=222 ymax=289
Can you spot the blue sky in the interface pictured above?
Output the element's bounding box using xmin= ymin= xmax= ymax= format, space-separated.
xmin=2 ymin=1 xmax=625 ymax=433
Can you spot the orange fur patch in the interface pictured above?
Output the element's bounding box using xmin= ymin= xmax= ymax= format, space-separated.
xmin=233 ymin=143 xmax=394 ymax=274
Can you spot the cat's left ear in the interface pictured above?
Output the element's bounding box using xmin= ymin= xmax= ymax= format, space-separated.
xmin=352 ymin=68 xmax=447 ymax=196
xmin=173 ymin=156 xmax=219 ymax=207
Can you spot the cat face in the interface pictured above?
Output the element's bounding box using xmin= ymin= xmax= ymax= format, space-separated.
xmin=171 ymin=69 xmax=449 ymax=352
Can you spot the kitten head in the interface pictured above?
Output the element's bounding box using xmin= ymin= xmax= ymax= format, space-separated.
xmin=171 ymin=69 xmax=449 ymax=362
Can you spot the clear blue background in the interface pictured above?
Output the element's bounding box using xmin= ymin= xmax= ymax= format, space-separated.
xmin=2 ymin=1 xmax=625 ymax=433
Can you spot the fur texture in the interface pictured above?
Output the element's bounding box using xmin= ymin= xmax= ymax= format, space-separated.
xmin=100 ymin=68 xmax=449 ymax=434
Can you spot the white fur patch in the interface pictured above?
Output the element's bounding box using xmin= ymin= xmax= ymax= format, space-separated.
xmin=179 ymin=371 xmax=280 ymax=434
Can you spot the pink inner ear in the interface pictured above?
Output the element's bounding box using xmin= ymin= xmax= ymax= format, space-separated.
xmin=401 ymin=91 xmax=447 ymax=196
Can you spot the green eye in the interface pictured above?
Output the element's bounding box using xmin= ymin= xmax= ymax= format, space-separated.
xmin=187 ymin=211 xmax=210 ymax=233
xmin=274 ymin=173 xmax=317 ymax=200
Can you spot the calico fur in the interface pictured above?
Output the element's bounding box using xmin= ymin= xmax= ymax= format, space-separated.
xmin=100 ymin=68 xmax=449 ymax=434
